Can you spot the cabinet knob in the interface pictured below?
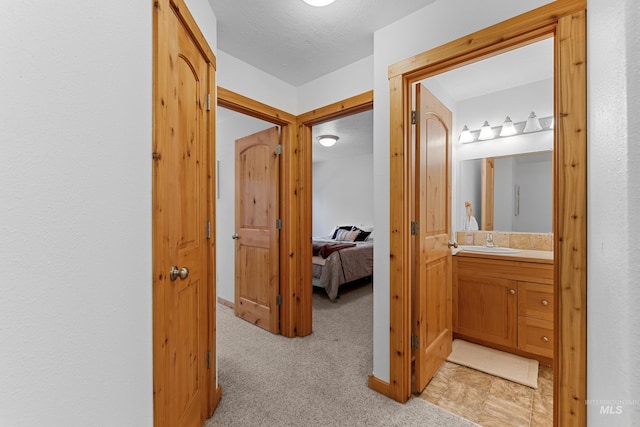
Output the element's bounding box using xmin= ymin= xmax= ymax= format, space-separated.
xmin=509 ymin=289 xmax=516 ymax=295
xmin=542 ymin=336 xmax=549 ymax=343
xmin=541 ymin=299 xmax=549 ymax=306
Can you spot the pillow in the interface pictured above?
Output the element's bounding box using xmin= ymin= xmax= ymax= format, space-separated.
xmin=354 ymin=229 xmax=372 ymax=241
xmin=331 ymin=225 xmax=353 ymax=239
xmin=334 ymin=228 xmax=360 ymax=242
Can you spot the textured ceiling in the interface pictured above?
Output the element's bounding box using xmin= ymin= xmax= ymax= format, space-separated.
xmin=211 ymin=1 xmax=552 ymax=164
xmin=208 ymin=0 xmax=438 ymax=86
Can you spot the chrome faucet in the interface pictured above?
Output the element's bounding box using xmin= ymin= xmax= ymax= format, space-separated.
xmin=485 ymin=233 xmax=495 ymax=247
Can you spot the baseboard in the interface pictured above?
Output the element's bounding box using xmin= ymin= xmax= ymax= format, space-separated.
xmin=368 ymin=374 xmax=390 ymax=397
xmin=209 ymin=385 xmax=222 ymax=417
xmin=217 ymin=297 xmax=234 ymax=309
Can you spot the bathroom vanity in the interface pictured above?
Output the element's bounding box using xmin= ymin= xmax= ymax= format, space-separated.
xmin=452 ymin=248 xmax=554 ymax=365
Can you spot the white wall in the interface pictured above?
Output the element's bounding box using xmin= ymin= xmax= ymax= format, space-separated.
xmin=372 ymin=0 xmax=551 ymax=384
xmin=0 ymin=1 xmax=154 ymax=425
xmin=297 ymin=55 xmax=374 ymax=114
xmin=312 ymin=154 xmax=374 ymax=237
xmin=217 ymin=49 xmax=297 ymax=114
xmin=216 ymin=109 xmax=274 ymax=303
xmin=587 ymin=0 xmax=640 ymax=424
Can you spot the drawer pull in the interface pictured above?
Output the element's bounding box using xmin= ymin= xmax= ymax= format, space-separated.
xmin=542 ymin=336 xmax=549 ymax=343
xmin=541 ymin=299 xmax=549 ymax=306
xmin=510 ymin=289 xmax=516 ymax=295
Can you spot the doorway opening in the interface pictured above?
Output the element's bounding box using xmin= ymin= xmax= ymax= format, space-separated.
xmin=410 ymin=38 xmax=555 ymax=426
xmin=386 ymin=3 xmax=587 ymax=426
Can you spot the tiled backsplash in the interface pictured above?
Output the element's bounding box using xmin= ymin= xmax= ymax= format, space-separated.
xmin=455 ymin=231 xmax=553 ymax=251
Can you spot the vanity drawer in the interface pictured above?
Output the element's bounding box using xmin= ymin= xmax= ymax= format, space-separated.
xmin=518 ymin=317 xmax=553 ymax=358
xmin=518 ymin=281 xmax=554 ymax=321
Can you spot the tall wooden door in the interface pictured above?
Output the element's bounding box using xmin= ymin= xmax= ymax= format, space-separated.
xmin=412 ymin=84 xmax=453 ymax=393
xmin=481 ymin=157 xmax=495 ymax=230
xmin=153 ymin=1 xmax=216 ymax=426
xmin=234 ymin=127 xmax=280 ymax=333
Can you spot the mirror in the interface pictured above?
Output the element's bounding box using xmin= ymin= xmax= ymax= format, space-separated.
xmin=459 ymin=151 xmax=552 ymax=232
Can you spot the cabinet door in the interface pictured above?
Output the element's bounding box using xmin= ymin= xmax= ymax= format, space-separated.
xmin=454 ymin=273 xmax=517 ymax=347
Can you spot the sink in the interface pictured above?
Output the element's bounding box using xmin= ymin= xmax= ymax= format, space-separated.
xmin=458 ymin=245 xmax=521 ymax=254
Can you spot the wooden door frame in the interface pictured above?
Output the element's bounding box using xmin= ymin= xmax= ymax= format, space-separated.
xmin=152 ymin=0 xmax=220 ymax=423
xmin=217 ymin=88 xmax=301 ymax=337
xmin=386 ymin=1 xmax=587 ymax=426
xmin=297 ymin=91 xmax=375 ymax=335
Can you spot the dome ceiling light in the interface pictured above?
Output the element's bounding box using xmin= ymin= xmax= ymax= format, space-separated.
xmin=303 ymin=0 xmax=336 ymax=7
xmin=317 ymin=135 xmax=339 ymax=147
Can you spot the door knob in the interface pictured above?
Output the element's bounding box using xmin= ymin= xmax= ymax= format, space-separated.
xmin=448 ymin=241 xmax=458 ymax=248
xmin=170 ymin=266 xmax=189 ymax=281
xmin=232 ymin=233 xmax=240 ymax=240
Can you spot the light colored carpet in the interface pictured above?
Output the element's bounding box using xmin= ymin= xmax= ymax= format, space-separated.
xmin=446 ymin=339 xmax=539 ymax=389
xmin=206 ymin=282 xmax=478 ymax=427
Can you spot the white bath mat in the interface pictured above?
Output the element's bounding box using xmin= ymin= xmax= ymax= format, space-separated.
xmin=446 ymin=339 xmax=539 ymax=388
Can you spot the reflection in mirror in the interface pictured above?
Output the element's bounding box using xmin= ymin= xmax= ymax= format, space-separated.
xmin=459 ymin=151 xmax=552 ymax=232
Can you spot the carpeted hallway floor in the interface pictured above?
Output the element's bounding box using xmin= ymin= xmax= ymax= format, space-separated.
xmin=206 ymin=282 xmax=477 ymax=427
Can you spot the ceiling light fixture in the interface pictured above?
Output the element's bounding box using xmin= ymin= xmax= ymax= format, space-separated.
xmin=317 ymin=135 xmax=339 ymax=147
xmin=303 ymin=0 xmax=336 ymax=7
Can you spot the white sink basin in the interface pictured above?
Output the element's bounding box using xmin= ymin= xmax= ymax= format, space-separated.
xmin=458 ymin=245 xmax=521 ymax=254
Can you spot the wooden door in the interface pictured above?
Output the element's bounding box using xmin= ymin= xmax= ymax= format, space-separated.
xmin=153 ymin=1 xmax=215 ymax=426
xmin=481 ymin=157 xmax=495 ymax=230
xmin=412 ymin=85 xmax=453 ymax=393
xmin=234 ymin=127 xmax=280 ymax=333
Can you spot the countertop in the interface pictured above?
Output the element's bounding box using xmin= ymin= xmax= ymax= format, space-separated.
xmin=452 ymin=246 xmax=553 ymax=264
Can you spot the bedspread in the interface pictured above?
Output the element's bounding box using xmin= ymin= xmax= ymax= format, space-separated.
xmin=312 ymin=239 xmax=373 ymax=301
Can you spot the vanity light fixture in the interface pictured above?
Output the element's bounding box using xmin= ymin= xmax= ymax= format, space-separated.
xmin=317 ymin=134 xmax=339 ymax=147
xmin=459 ymin=112 xmax=554 ymax=143
xmin=523 ymin=111 xmax=543 ymax=133
xmin=499 ymin=116 xmax=517 ymax=137
xmin=303 ymin=0 xmax=336 ymax=6
xmin=459 ymin=125 xmax=474 ymax=143
xmin=478 ymin=121 xmax=494 ymax=140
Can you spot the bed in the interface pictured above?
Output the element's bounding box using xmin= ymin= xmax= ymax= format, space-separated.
xmin=311 ymin=226 xmax=373 ymax=301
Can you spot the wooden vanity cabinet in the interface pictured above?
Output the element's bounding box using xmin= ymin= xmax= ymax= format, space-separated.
xmin=453 ymin=253 xmax=554 ymax=363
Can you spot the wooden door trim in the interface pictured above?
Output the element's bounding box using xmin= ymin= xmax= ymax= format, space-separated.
xmin=217 ymin=87 xmax=299 ymax=337
xmin=387 ymin=2 xmax=587 ymax=426
xmin=296 ymin=90 xmax=374 ymax=336
xmin=152 ymin=0 xmax=219 ymax=423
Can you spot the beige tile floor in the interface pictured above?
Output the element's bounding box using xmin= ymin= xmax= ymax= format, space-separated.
xmin=420 ymin=361 xmax=553 ymax=426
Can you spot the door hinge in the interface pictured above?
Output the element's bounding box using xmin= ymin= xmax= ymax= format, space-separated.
xmin=276 ymin=219 xmax=283 ymax=229
xmin=411 ymin=110 xmax=417 ymax=125
xmin=411 ymin=335 xmax=420 ymax=350
xmin=206 ymin=221 xmax=211 ymax=240
xmin=206 ymin=93 xmax=211 ymax=111
xmin=275 ymin=144 xmax=283 ymax=155
xmin=276 ymin=295 xmax=282 ymax=306
xmin=411 ymin=221 xmax=419 ymax=236
xmin=207 ymin=351 xmax=211 ymax=369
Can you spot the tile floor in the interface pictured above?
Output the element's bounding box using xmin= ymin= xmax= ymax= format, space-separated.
xmin=419 ymin=361 xmax=553 ymax=426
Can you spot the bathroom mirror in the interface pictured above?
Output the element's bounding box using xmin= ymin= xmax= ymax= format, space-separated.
xmin=458 ymin=151 xmax=552 ymax=233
